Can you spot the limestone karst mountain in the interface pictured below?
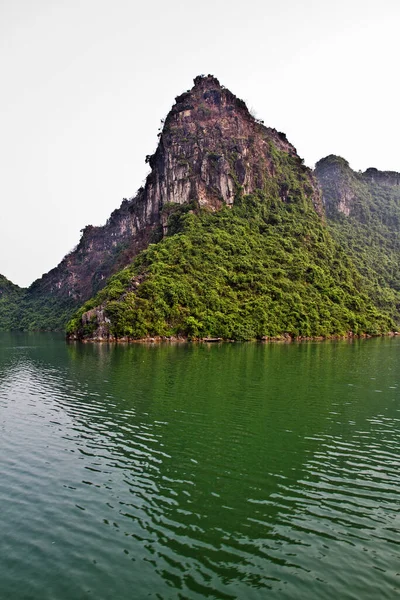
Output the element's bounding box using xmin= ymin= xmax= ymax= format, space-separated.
xmin=2 ymin=75 xmax=320 ymax=330
xmin=1 ymin=76 xmax=399 ymax=338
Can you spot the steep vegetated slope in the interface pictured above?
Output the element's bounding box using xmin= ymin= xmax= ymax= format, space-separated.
xmin=66 ymin=77 xmax=393 ymax=341
xmin=316 ymin=155 xmax=400 ymax=323
xmin=0 ymin=276 xmax=23 ymax=331
xmin=66 ymin=195 xmax=391 ymax=340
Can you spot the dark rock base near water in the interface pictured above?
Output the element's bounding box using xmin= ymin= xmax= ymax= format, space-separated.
xmin=66 ymin=331 xmax=400 ymax=344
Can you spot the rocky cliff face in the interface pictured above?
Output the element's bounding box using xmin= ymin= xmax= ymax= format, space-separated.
xmin=29 ymin=192 xmax=155 ymax=304
xmin=147 ymin=75 xmax=322 ymax=217
xmin=314 ymin=156 xmax=359 ymax=217
xmin=363 ymin=167 xmax=400 ymax=187
xmin=315 ymin=155 xmax=400 ymax=222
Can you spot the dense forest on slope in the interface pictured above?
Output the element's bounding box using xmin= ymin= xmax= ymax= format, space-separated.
xmin=67 ymin=188 xmax=392 ymax=341
xmin=316 ymin=155 xmax=400 ymax=324
xmin=0 ymin=276 xmax=24 ymax=331
xmin=0 ymin=277 xmax=81 ymax=331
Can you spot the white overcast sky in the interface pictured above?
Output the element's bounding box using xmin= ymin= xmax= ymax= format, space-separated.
xmin=1 ymin=0 xmax=399 ymax=287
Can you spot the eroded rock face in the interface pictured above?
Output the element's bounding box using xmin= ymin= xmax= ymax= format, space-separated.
xmin=27 ymin=75 xmax=322 ymax=313
xmin=147 ymin=75 xmax=321 ymax=214
xmin=315 ymin=155 xmax=400 ymax=220
xmin=363 ymin=168 xmax=400 ymax=187
xmin=29 ymin=193 xmax=156 ymax=303
xmin=315 ymin=156 xmax=356 ymax=217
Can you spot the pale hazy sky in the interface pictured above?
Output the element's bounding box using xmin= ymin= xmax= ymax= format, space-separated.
xmin=1 ymin=0 xmax=399 ymax=287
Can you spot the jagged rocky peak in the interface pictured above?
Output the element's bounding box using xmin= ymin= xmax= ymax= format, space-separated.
xmin=145 ymin=74 xmax=322 ymax=215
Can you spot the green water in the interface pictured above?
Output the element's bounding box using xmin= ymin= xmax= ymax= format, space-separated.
xmin=0 ymin=334 xmax=399 ymax=599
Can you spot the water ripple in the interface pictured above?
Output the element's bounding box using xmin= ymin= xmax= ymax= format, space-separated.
xmin=0 ymin=335 xmax=399 ymax=599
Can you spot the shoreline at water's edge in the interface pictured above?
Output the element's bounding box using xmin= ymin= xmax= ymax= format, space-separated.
xmin=66 ymin=331 xmax=400 ymax=344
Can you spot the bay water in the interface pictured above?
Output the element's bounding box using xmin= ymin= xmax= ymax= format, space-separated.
xmin=0 ymin=333 xmax=399 ymax=599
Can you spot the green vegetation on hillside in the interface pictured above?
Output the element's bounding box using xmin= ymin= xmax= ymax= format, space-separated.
xmin=0 ymin=276 xmax=24 ymax=331
xmin=4 ymin=152 xmax=400 ymax=338
xmin=316 ymin=156 xmax=400 ymax=325
xmin=17 ymin=294 xmax=78 ymax=331
xmin=67 ymin=188 xmax=392 ymax=340
xmin=0 ymin=276 xmax=79 ymax=332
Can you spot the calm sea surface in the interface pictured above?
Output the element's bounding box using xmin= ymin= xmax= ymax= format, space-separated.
xmin=0 ymin=333 xmax=399 ymax=599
